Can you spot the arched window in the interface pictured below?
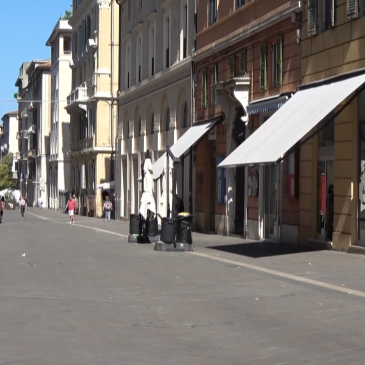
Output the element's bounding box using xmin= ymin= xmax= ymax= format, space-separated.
xmin=151 ymin=113 xmax=154 ymax=135
xmin=182 ymin=102 xmax=188 ymax=128
xmin=166 ymin=108 xmax=170 ymax=131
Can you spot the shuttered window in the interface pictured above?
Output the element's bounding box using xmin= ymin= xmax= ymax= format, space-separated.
xmin=229 ymin=56 xmax=236 ymax=79
xmin=201 ymin=69 xmax=208 ymax=108
xmin=347 ymin=0 xmax=359 ymax=18
xmin=324 ymin=0 xmax=335 ymax=30
xmin=240 ymin=49 xmax=247 ymax=75
xmin=275 ymin=36 xmax=283 ymax=88
xmin=208 ymin=0 xmax=217 ymax=26
xmin=236 ymin=0 xmax=245 ymax=9
xmin=307 ymin=0 xmax=318 ymax=36
xmin=260 ymin=43 xmax=268 ymax=91
xmin=211 ymin=64 xmax=218 ymax=105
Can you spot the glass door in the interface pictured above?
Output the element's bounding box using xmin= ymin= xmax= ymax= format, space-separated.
xmin=264 ymin=164 xmax=279 ymax=239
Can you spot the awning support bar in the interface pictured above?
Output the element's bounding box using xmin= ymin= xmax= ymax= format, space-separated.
xmin=276 ymin=83 xmax=365 ymax=165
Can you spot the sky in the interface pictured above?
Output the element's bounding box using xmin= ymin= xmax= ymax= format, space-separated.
xmin=0 ymin=0 xmax=72 ymax=120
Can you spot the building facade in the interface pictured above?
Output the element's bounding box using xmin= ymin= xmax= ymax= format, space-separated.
xmin=46 ymin=19 xmax=72 ymax=210
xmin=0 ymin=111 xmax=19 ymax=179
xmin=193 ymin=0 xmax=302 ymax=239
xmin=26 ymin=60 xmax=52 ymax=207
xmin=66 ymin=0 xmax=119 ymax=217
xmin=15 ymin=62 xmax=30 ymax=197
xmin=116 ymin=0 xmax=195 ymax=220
xmin=296 ymin=0 xmax=365 ymax=251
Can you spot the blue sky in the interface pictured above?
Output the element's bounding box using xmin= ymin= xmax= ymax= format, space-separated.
xmin=0 ymin=0 xmax=72 ymax=119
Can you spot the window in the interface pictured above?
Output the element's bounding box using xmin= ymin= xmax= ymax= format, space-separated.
xmin=149 ymin=23 xmax=155 ymax=76
xmin=211 ymin=64 xmax=218 ymax=105
xmin=229 ymin=56 xmax=236 ymax=79
xmin=180 ymin=2 xmax=188 ymax=60
xmin=182 ymin=103 xmax=188 ymax=128
xmin=136 ymin=33 xmax=142 ymax=83
xmin=163 ymin=12 xmax=170 ymax=68
xmin=240 ymin=49 xmax=247 ymax=75
xmin=272 ymin=36 xmax=283 ymax=88
xmin=216 ymin=157 xmax=226 ymax=204
xmin=308 ymin=0 xmax=318 ymax=36
xmin=150 ymin=113 xmax=154 ymax=134
xmin=166 ymin=108 xmax=170 ymax=131
xmin=323 ymin=0 xmax=335 ymax=30
xmin=64 ymin=36 xmax=71 ymax=54
xmin=201 ymin=69 xmax=208 ymax=108
xmin=347 ymin=0 xmax=359 ymax=18
xmin=259 ymin=42 xmax=268 ymax=91
xmin=125 ymin=41 xmax=131 ymax=89
xmin=236 ymin=0 xmax=245 ymax=9
xmin=208 ymin=0 xmax=217 ymax=26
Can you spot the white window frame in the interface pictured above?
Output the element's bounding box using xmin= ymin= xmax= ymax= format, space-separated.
xmin=180 ymin=0 xmax=188 ymax=60
xmin=149 ymin=22 xmax=156 ymax=77
xmin=163 ymin=8 xmax=171 ymax=69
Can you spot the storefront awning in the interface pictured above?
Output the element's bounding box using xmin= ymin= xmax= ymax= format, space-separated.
xmin=246 ymin=94 xmax=291 ymax=115
xmin=219 ymin=74 xmax=365 ymax=168
xmin=153 ymin=118 xmax=220 ymax=180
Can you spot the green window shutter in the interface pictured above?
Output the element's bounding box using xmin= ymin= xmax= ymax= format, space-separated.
xmin=240 ymin=49 xmax=247 ymax=75
xmin=308 ymin=0 xmax=318 ymax=36
xmin=275 ymin=36 xmax=283 ymax=88
xmin=260 ymin=43 xmax=267 ymax=91
xmin=229 ymin=56 xmax=235 ymax=79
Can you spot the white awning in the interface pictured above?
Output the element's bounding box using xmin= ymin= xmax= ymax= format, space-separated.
xmin=153 ymin=119 xmax=219 ymax=180
xmin=219 ymin=74 xmax=365 ymax=168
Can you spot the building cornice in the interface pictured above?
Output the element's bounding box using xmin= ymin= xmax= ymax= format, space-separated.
xmin=194 ymin=1 xmax=301 ymax=62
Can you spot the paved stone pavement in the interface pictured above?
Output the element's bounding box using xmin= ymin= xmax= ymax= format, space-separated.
xmin=1 ymin=208 xmax=365 ymax=364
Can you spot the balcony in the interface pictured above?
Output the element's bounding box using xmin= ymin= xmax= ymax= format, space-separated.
xmin=66 ymin=86 xmax=88 ymax=110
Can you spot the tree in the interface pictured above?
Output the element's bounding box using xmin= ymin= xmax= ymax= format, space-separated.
xmin=0 ymin=153 xmax=17 ymax=190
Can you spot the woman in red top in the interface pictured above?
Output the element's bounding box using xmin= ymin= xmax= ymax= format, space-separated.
xmin=65 ymin=195 xmax=76 ymax=225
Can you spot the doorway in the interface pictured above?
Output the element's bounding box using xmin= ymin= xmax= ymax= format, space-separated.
xmin=264 ymin=164 xmax=280 ymax=240
xmin=316 ymin=160 xmax=334 ymax=241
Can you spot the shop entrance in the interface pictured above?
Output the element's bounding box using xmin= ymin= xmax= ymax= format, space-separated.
xmin=264 ymin=164 xmax=280 ymax=240
xmin=316 ymin=160 xmax=334 ymax=241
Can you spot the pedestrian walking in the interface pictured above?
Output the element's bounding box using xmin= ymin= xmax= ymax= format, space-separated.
xmin=103 ymin=196 xmax=113 ymax=222
xmin=19 ymin=196 xmax=26 ymax=218
xmin=38 ymin=196 xmax=43 ymax=209
xmin=65 ymin=195 xmax=76 ymax=225
xmin=0 ymin=196 xmax=4 ymax=223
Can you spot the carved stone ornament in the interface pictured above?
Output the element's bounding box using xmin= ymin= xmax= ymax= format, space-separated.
xmin=97 ymin=0 xmax=111 ymax=9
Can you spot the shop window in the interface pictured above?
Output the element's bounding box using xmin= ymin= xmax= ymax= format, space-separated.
xmin=216 ymin=157 xmax=226 ymax=204
xmin=317 ymin=112 xmax=335 ymax=147
xmin=358 ymin=89 xmax=365 ymax=239
xmin=286 ymin=146 xmax=300 ymax=199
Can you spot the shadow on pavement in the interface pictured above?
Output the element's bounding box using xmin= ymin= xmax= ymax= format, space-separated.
xmin=207 ymin=240 xmax=324 ymax=259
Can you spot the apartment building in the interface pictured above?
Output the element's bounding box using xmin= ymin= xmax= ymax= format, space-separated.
xmin=0 ymin=111 xmax=19 ymax=178
xmin=194 ymin=0 xmax=302 ymax=240
xmin=46 ymin=19 xmax=72 ymax=210
xmin=116 ymin=0 xmax=195 ymax=220
xmin=288 ymin=0 xmax=365 ymax=251
xmin=15 ymin=62 xmax=30 ymax=197
xmin=15 ymin=60 xmax=51 ymax=206
xmin=66 ymin=0 xmax=119 ymax=217
xmin=26 ymin=60 xmax=52 ymax=207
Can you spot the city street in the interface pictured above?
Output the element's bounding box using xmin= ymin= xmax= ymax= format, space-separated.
xmin=1 ymin=209 xmax=365 ymax=364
